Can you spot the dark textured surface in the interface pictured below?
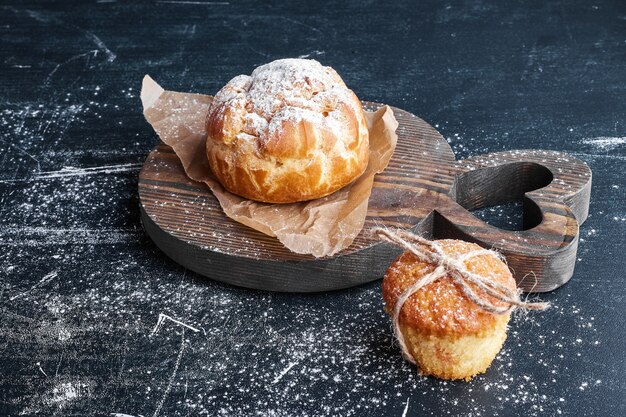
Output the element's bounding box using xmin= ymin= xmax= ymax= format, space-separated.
xmin=1 ymin=1 xmax=624 ymax=416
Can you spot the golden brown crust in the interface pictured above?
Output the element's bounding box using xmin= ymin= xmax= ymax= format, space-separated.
xmin=399 ymin=313 xmax=510 ymax=380
xmin=381 ymin=239 xmax=517 ymax=338
xmin=205 ymin=59 xmax=369 ymax=203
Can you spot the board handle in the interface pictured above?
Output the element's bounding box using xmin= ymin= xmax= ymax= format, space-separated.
xmin=432 ymin=150 xmax=591 ymax=292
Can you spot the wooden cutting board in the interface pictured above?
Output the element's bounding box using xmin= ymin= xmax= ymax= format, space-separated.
xmin=138 ymin=103 xmax=591 ymax=292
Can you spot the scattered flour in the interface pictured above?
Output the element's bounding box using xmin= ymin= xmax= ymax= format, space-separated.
xmin=581 ymin=136 xmax=626 ymax=150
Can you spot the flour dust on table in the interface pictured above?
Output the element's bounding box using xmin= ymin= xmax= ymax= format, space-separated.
xmin=0 ymin=259 xmax=605 ymax=416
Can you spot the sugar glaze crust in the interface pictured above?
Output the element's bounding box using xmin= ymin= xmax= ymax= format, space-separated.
xmin=382 ymin=240 xmax=517 ymax=338
xmin=205 ymin=58 xmax=369 ymax=203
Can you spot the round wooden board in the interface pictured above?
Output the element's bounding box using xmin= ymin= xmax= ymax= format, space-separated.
xmin=139 ymin=103 xmax=456 ymax=292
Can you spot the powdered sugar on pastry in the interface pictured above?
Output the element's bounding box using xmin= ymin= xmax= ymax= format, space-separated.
xmin=220 ymin=59 xmax=357 ymax=143
xmin=205 ymin=58 xmax=369 ymax=203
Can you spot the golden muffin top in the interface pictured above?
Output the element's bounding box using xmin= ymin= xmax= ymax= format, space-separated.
xmin=382 ymin=239 xmax=517 ymax=338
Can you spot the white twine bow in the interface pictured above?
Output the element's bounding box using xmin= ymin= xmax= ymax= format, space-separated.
xmin=374 ymin=227 xmax=548 ymax=365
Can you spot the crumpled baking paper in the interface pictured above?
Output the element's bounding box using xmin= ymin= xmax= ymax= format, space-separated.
xmin=141 ymin=75 xmax=398 ymax=257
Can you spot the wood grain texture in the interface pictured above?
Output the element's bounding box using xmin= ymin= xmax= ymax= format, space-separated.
xmin=139 ymin=104 xmax=591 ymax=292
xmin=139 ymin=103 xmax=452 ymax=291
xmin=443 ymin=151 xmax=591 ymax=292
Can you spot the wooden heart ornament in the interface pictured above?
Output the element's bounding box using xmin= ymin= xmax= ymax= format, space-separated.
xmin=139 ymin=103 xmax=591 ymax=292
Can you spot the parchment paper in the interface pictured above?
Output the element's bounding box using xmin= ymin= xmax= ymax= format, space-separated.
xmin=141 ymin=75 xmax=398 ymax=257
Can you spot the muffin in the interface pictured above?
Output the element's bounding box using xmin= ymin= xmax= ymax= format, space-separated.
xmin=381 ymin=239 xmax=517 ymax=380
xmin=205 ymin=58 xmax=369 ymax=203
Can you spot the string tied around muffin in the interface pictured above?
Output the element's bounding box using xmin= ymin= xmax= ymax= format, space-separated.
xmin=373 ymin=227 xmax=549 ymax=365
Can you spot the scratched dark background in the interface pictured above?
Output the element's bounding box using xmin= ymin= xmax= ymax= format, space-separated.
xmin=1 ymin=0 xmax=625 ymax=416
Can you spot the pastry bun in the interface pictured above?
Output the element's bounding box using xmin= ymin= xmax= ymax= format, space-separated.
xmin=382 ymin=240 xmax=517 ymax=380
xmin=205 ymin=59 xmax=369 ymax=203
